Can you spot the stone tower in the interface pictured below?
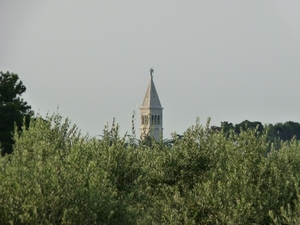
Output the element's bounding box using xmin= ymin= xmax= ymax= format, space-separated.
xmin=140 ymin=68 xmax=163 ymax=141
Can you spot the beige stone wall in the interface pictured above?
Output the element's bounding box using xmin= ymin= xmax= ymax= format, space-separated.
xmin=140 ymin=109 xmax=163 ymax=141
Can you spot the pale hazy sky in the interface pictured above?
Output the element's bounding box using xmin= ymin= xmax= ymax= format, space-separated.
xmin=1 ymin=1 xmax=300 ymax=138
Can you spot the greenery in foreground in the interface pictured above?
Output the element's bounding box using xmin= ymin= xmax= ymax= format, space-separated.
xmin=1 ymin=114 xmax=300 ymax=224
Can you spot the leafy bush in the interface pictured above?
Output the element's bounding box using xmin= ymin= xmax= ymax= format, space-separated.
xmin=1 ymin=114 xmax=300 ymax=224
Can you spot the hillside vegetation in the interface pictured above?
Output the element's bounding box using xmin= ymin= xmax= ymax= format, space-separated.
xmin=1 ymin=113 xmax=300 ymax=224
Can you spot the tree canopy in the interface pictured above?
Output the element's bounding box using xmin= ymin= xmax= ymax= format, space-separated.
xmin=221 ymin=120 xmax=300 ymax=143
xmin=0 ymin=71 xmax=33 ymax=155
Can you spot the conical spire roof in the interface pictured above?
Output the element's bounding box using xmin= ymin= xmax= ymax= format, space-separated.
xmin=140 ymin=69 xmax=162 ymax=109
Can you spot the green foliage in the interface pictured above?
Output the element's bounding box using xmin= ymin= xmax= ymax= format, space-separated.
xmin=221 ymin=120 xmax=300 ymax=144
xmin=0 ymin=71 xmax=33 ymax=155
xmin=268 ymin=121 xmax=300 ymax=142
xmin=1 ymin=114 xmax=300 ymax=224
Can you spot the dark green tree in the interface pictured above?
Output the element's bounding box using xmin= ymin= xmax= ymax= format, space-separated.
xmin=0 ymin=71 xmax=33 ymax=155
xmin=279 ymin=121 xmax=300 ymax=140
xmin=234 ymin=120 xmax=264 ymax=134
xmin=221 ymin=121 xmax=234 ymax=134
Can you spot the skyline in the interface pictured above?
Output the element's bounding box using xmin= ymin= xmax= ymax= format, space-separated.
xmin=1 ymin=1 xmax=299 ymax=138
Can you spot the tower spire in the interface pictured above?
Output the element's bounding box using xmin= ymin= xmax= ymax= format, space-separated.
xmin=140 ymin=69 xmax=163 ymax=141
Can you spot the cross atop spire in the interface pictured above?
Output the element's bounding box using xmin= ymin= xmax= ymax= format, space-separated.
xmin=149 ymin=68 xmax=154 ymax=78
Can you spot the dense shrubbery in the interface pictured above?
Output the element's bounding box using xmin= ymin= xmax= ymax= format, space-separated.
xmin=1 ymin=114 xmax=300 ymax=224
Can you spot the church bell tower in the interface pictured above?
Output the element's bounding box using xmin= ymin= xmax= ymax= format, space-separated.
xmin=140 ymin=68 xmax=163 ymax=141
